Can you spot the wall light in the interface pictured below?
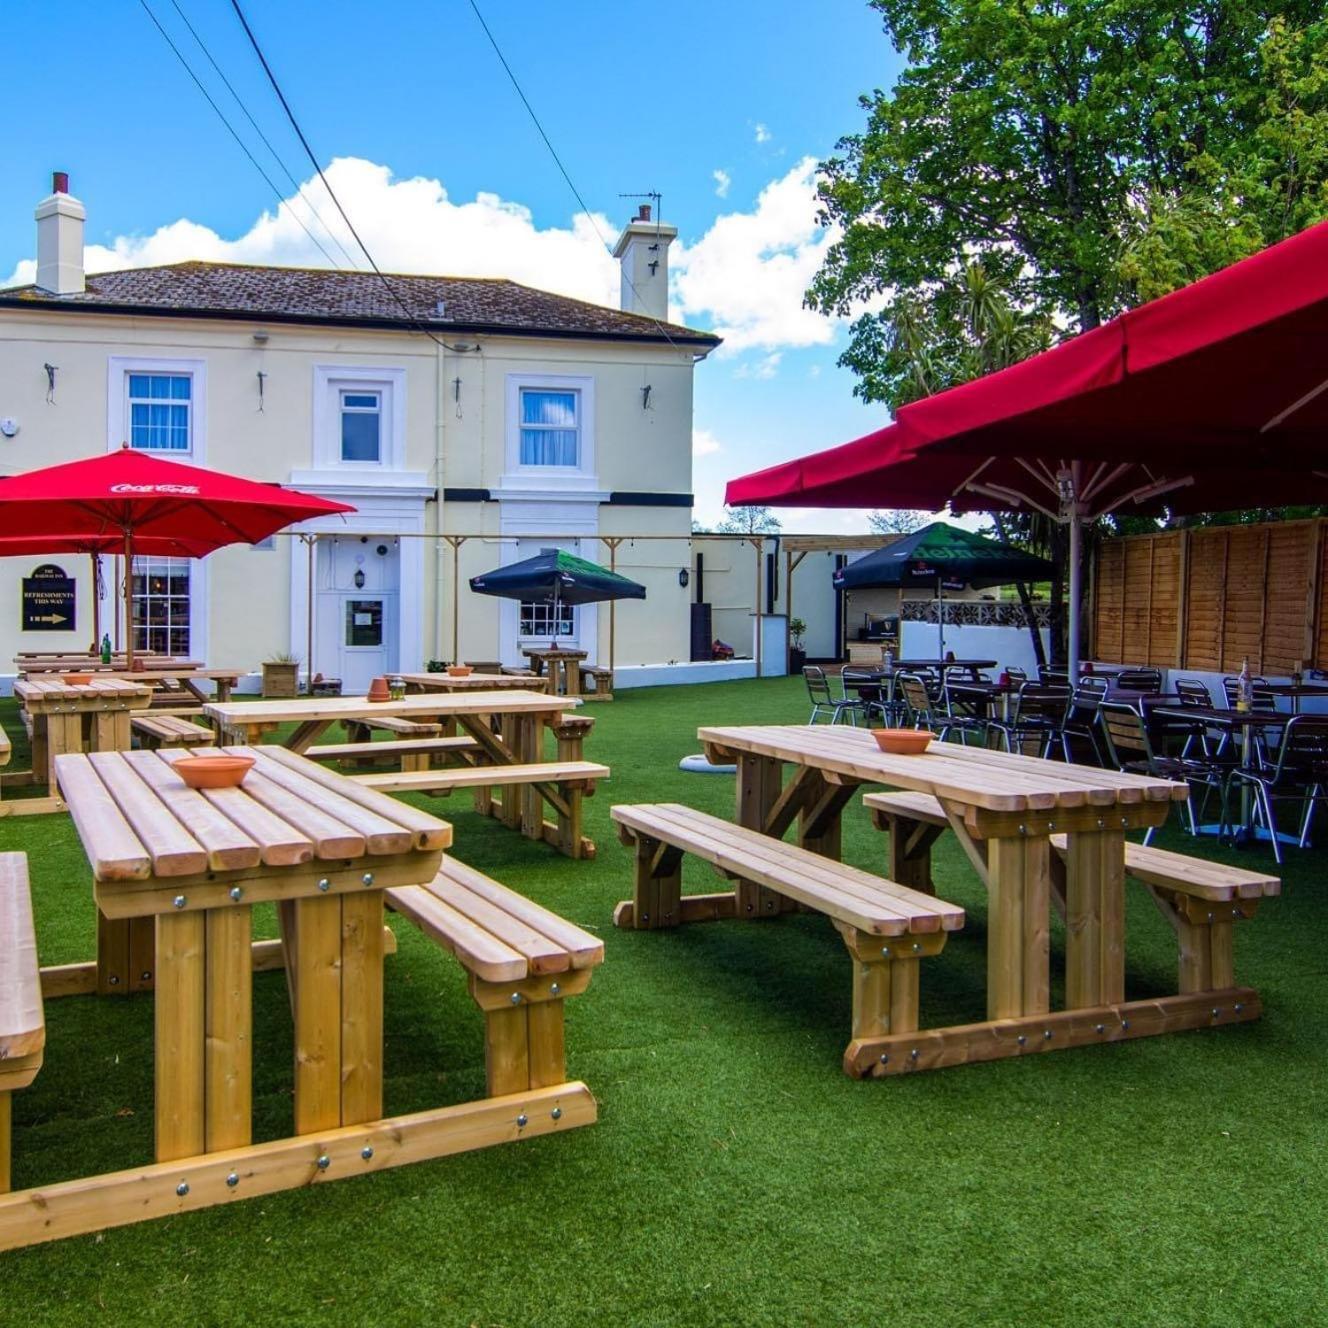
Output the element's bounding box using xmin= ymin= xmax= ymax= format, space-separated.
xmin=678 ymin=568 xmax=689 ymax=588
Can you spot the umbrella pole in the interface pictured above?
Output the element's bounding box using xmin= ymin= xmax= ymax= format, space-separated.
xmin=1068 ymin=505 xmax=1083 ymax=681
xmin=937 ymin=576 xmax=945 ymax=659
xmin=90 ymin=552 xmax=100 ymax=654
xmin=306 ymin=534 xmax=315 ymax=690
xmin=122 ymin=533 xmax=134 ymax=669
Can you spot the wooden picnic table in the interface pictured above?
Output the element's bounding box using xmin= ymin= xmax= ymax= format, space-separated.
xmin=398 ymin=671 xmax=549 ymax=694
xmin=58 ymin=667 xmax=242 ymax=706
xmin=17 ymin=655 xmax=201 ymax=675
xmin=13 ymin=677 xmax=153 ymax=810
xmin=694 ymin=724 xmax=1251 ymax=1070
xmin=521 ymin=647 xmax=589 ymax=697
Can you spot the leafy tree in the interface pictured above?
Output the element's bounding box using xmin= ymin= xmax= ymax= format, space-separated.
xmin=868 ymin=509 xmax=928 ymax=536
xmin=716 ymin=505 xmax=782 ymax=536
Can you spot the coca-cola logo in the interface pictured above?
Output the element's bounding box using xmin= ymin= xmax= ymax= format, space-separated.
xmin=109 ymin=483 xmax=201 ymax=494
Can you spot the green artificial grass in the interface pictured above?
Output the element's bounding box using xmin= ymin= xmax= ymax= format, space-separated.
xmin=1 ymin=679 xmax=1325 ymax=1326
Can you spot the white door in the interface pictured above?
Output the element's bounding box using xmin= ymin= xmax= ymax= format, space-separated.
xmin=315 ymin=536 xmax=399 ymax=694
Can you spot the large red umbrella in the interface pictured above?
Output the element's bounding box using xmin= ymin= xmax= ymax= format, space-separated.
xmin=726 ymin=217 xmax=1328 ymax=672
xmin=0 ymin=448 xmax=353 ymax=665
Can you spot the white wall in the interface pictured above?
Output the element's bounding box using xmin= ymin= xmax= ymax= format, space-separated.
xmin=902 ymin=620 xmax=1051 ymax=675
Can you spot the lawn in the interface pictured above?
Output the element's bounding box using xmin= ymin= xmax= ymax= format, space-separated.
xmin=1 ymin=677 xmax=1324 ymax=1326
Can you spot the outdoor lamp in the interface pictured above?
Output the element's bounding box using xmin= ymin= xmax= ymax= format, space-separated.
xmin=678 ymin=569 xmax=689 ymax=587
xmin=353 ymin=568 xmax=365 ymax=589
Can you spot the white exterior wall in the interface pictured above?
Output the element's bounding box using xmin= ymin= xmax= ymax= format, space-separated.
xmin=0 ymin=308 xmax=703 ymax=684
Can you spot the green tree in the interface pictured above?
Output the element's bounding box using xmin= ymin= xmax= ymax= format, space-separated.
xmin=716 ymin=505 xmax=782 ymax=536
xmin=867 ymin=509 xmax=928 ymax=536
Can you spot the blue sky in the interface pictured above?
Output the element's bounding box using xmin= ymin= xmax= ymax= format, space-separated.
xmin=2 ymin=0 xmax=907 ymax=530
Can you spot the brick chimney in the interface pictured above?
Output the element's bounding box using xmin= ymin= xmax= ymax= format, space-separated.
xmin=612 ymin=203 xmax=677 ymax=323
xmin=35 ymin=172 xmax=85 ymax=295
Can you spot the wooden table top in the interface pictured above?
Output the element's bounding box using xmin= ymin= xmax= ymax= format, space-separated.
xmin=54 ymin=746 xmax=453 ymax=883
xmin=1151 ymin=705 xmax=1291 ymax=728
xmin=522 ymin=647 xmax=589 ymax=660
xmin=398 ymin=671 xmax=547 ymax=691
xmin=70 ymin=667 xmax=241 ymax=683
xmin=206 ymin=688 xmax=576 ymax=728
xmin=15 ymin=677 xmax=153 ymax=711
xmin=699 ymin=724 xmax=1186 ymax=813
xmin=17 ymin=657 xmax=202 ymax=674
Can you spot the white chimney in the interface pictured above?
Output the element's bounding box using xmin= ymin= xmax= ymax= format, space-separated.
xmin=35 ymin=171 xmax=85 ymax=295
xmin=612 ymin=203 xmax=677 ymax=323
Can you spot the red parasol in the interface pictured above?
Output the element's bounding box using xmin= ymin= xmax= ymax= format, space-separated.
xmin=726 ymin=216 xmax=1328 ymax=672
xmin=0 ymin=448 xmax=353 ymax=664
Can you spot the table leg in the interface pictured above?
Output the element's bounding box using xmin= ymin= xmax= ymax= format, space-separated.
xmin=565 ymin=662 xmax=582 ymax=698
xmin=204 ymin=906 xmax=252 ymax=1151
xmin=340 ymin=892 xmax=384 ymax=1124
xmin=1063 ymin=829 xmax=1126 ymax=1007
xmin=985 ymin=835 xmax=1051 ymax=1019
xmin=45 ymin=712 xmax=82 ymax=789
xmin=29 ymin=716 xmax=48 ymax=790
xmin=735 ymin=753 xmax=784 ymax=917
xmin=518 ymin=715 xmax=543 ymax=841
xmin=155 ymin=911 xmax=206 ymax=1162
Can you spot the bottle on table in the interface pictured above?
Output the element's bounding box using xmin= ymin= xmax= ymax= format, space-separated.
xmin=100 ymin=633 xmax=112 ymax=665
xmin=1237 ymin=657 xmax=1253 ymax=712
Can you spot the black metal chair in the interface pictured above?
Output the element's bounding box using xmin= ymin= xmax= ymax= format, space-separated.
xmin=939 ymin=675 xmax=991 ymax=746
xmin=1115 ymin=667 xmax=1163 ymax=693
xmin=803 ymin=666 xmax=861 ymax=725
xmin=1223 ymin=714 xmax=1328 ymax=864
xmin=986 ymin=683 xmax=1071 ymax=758
xmin=1052 ymin=676 xmax=1108 ymax=764
xmin=1098 ymin=702 xmax=1228 ymax=843
xmin=840 ymin=667 xmax=889 ymax=725
xmin=896 ymin=672 xmax=948 ymax=736
xmin=1220 ymin=675 xmax=1279 ymax=765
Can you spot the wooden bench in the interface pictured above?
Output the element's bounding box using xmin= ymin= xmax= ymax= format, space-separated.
xmin=579 ymin=665 xmax=614 ymax=701
xmin=0 ymin=853 xmax=44 ymax=1192
xmin=611 ymin=803 xmax=963 ymax=1070
xmin=131 ymin=714 xmax=212 ymax=749
xmin=306 ymin=735 xmax=480 ymax=772
xmin=863 ymin=789 xmax=1280 ymax=994
xmin=385 ymin=857 xmax=603 ymax=1095
xmin=355 ymin=716 xmax=443 ymax=738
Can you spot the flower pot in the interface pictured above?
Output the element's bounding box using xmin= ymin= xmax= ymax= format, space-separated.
xmin=173 ymin=756 xmax=255 ymax=789
xmin=366 ymin=676 xmax=391 ymax=703
xmin=262 ymin=660 xmax=300 ymax=699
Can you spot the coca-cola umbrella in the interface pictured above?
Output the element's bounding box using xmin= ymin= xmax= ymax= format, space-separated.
xmin=0 ymin=447 xmax=353 ymax=665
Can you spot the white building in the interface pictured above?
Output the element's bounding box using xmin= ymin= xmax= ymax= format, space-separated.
xmin=0 ymin=178 xmax=719 ymax=690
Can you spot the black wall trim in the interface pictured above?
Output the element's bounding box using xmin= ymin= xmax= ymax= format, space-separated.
xmin=442 ymin=487 xmax=492 ymax=503
xmin=606 ymin=491 xmax=693 ymax=507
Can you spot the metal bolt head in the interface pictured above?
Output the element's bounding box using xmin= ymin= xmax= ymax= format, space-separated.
xmin=229 ymin=886 xmax=243 ymax=902
xmin=510 ymin=992 xmax=521 ymax=1005
xmin=108 ymin=974 xmax=120 ymax=986
xmin=879 ymin=1054 xmax=889 ymax=1065
xmin=225 ymin=1171 xmax=239 ymax=1189
xmin=1095 ymin=1024 xmax=1105 ymax=1034
xmin=173 ymin=895 xmax=186 ymax=910
xmin=317 ymin=878 xmax=330 ymax=893
xmin=880 ymin=945 xmax=891 ymax=958
xmin=361 ymin=1146 xmax=374 ymax=1161
xmin=362 ymin=872 xmax=374 ymax=886
xmin=1017 ymin=1035 xmax=1027 ymax=1046
xmin=176 ymin=1181 xmax=190 ymax=1197
xmin=550 ymin=982 xmax=560 ymax=996
xmin=1121 ymin=1018 xmax=1130 ymax=1031
xmin=1211 ymin=1007 xmax=1220 ymax=1019
xmin=911 ymin=942 xmax=921 ymax=954
xmin=1234 ymin=1002 xmax=1244 ymax=1013
xmin=1043 ymin=1029 xmax=1053 ymax=1041
xmin=551 ymin=1107 xmax=562 ymax=1121
xmin=516 ymin=1113 xmax=529 ymax=1128
xmin=316 ymin=1154 xmax=330 ymax=1171
xmin=909 ymin=1048 xmax=919 ymax=1062
xmin=140 ymin=970 xmax=152 ymax=982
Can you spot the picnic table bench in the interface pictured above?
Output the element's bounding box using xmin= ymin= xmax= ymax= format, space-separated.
xmin=0 ymin=854 xmax=43 ymax=1193
xmin=612 ymin=804 xmax=963 ymax=1062
xmin=864 ymin=789 xmax=1280 ymax=998
xmin=131 ymin=714 xmax=212 ymax=749
xmin=386 ymin=857 xmax=604 ymax=1095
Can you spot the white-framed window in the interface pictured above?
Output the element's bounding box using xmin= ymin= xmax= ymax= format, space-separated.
xmin=519 ymin=600 xmax=576 ymax=639
xmin=132 ymin=556 xmax=192 ymax=655
xmin=128 ymin=373 xmax=192 ymax=451
xmin=313 ymin=366 xmax=406 ymax=470
xmin=107 ymin=357 xmax=207 ymax=459
xmin=504 ymin=373 xmax=596 ymax=483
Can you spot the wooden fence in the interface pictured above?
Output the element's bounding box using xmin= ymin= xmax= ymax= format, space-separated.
xmin=1093 ymin=519 xmax=1327 ymax=674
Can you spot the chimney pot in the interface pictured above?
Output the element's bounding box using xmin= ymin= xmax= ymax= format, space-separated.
xmin=637 ymin=203 xmax=651 ymax=222
xmin=52 ymin=171 xmax=69 ymax=195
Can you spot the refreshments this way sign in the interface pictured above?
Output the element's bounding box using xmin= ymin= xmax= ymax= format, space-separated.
xmin=21 ymin=564 xmax=76 ymax=632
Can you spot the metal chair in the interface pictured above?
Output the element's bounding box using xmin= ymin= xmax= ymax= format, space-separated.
xmin=986 ymin=683 xmax=1071 ymax=757
xmin=804 ymin=666 xmax=843 ymax=724
xmin=896 ymin=672 xmax=946 ymax=736
xmin=1220 ymin=675 xmax=1278 ymax=765
xmin=1115 ymin=667 xmax=1163 ymax=693
xmin=939 ymin=674 xmax=991 ymax=746
xmin=1053 ymin=676 xmax=1108 ymax=764
xmin=840 ymin=667 xmax=887 ymax=725
xmin=1165 ymin=677 xmax=1222 ymax=759
xmin=1004 ymin=666 xmax=1028 ymax=686
xmin=1223 ymin=715 xmax=1328 ymax=864
xmin=1097 ymin=702 xmax=1228 ymax=843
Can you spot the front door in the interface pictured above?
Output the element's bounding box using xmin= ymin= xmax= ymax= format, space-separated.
xmin=316 ymin=537 xmax=399 ymax=694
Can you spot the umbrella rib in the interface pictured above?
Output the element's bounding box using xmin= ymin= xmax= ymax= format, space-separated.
xmin=1082 ymin=462 xmax=1133 ymax=505
xmin=951 ymin=456 xmax=997 ymax=501
xmin=1261 ymin=370 xmax=1328 ymax=433
xmin=968 ymin=481 xmax=1060 ymax=521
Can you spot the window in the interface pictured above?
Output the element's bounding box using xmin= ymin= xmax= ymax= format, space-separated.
xmin=132 ymin=557 xmax=191 ymax=655
xmin=520 ymin=599 xmax=575 ymax=639
xmin=519 ymin=389 xmax=579 ymax=467
xmin=128 ymin=373 xmax=191 ymax=451
xmin=340 ymin=390 xmax=382 ymax=462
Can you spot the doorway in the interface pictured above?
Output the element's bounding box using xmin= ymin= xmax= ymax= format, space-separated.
xmin=316 ymin=535 xmax=400 ymax=693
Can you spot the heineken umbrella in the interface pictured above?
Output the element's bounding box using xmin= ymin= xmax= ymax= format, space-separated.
xmin=471 ymin=548 xmax=646 ymax=648
xmin=833 ymin=521 xmax=1053 ymax=656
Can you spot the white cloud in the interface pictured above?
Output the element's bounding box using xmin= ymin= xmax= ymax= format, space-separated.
xmin=692 ymin=427 xmax=723 ymax=457
xmin=733 ymin=352 xmax=783 ymax=380
xmin=754 ymin=123 xmax=772 ymax=144
xmin=712 ymin=169 xmax=731 ymax=199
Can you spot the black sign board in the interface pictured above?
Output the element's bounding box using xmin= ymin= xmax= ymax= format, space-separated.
xmin=21 ymin=564 xmax=77 ymax=633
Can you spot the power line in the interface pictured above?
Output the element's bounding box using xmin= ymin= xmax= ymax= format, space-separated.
xmin=228 ymin=0 xmax=462 ymax=351
xmin=464 ymin=0 xmax=686 ymax=353
xmin=166 ymin=0 xmax=361 ymax=271
xmin=137 ymin=0 xmax=345 ymax=270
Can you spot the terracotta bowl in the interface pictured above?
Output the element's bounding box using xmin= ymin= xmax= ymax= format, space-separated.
xmin=61 ymin=673 xmax=93 ymax=686
xmin=173 ymin=756 xmax=255 ymax=790
xmin=446 ymin=665 xmax=473 ymax=677
xmin=870 ymin=728 xmax=933 ymax=755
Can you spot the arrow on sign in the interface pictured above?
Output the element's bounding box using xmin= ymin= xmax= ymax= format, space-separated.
xmin=31 ymin=614 xmax=69 ymax=625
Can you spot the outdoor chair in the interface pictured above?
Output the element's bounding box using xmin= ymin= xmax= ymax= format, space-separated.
xmin=1222 ymin=714 xmax=1328 ymax=864
xmin=1098 ymin=702 xmax=1228 ymax=844
xmin=1116 ymin=667 xmax=1163 ymax=693
xmin=840 ymin=667 xmax=890 ymax=725
xmin=939 ymin=674 xmax=992 ymax=746
xmin=1220 ymin=674 xmax=1279 ymax=765
xmin=1052 ymin=676 xmax=1107 ymax=764
xmin=896 ymin=672 xmax=949 ymax=737
xmin=1004 ymin=666 xmax=1028 ymax=686
xmin=1163 ymin=677 xmax=1223 ymax=759
xmin=803 ymin=666 xmax=864 ymax=726
xmin=986 ymin=682 xmax=1071 ymax=758
xmin=1038 ymin=667 xmax=1070 ymax=687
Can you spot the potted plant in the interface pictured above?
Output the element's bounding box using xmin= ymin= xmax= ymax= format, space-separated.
xmin=425 ymin=659 xmax=448 ymax=673
xmin=261 ymin=651 xmax=301 ymax=698
xmin=788 ymin=618 xmax=808 ymax=673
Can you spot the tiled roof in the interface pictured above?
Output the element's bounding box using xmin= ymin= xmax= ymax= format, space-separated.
xmin=0 ymin=261 xmax=720 ymax=346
